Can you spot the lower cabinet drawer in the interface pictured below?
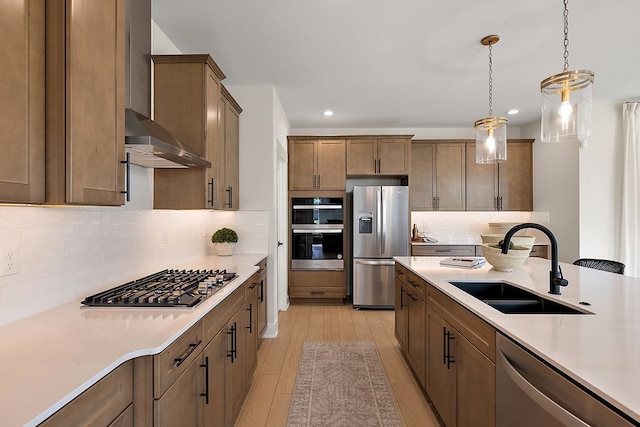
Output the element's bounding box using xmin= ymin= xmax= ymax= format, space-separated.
xmin=289 ymin=286 xmax=345 ymax=299
xmin=412 ymin=245 xmax=476 ymax=257
xmin=40 ymin=360 xmax=133 ymax=427
xmin=154 ymin=320 xmax=203 ymax=398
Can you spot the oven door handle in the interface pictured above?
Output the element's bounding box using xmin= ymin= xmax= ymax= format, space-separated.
xmin=292 ymin=228 xmax=343 ymax=234
xmin=292 ymin=205 xmax=342 ymax=209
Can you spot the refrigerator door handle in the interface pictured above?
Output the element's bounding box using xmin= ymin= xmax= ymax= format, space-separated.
xmin=378 ymin=187 xmax=384 ymax=256
xmin=354 ymin=259 xmax=396 ymax=266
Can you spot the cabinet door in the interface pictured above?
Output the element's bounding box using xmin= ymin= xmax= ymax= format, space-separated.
xmin=154 ymin=356 xmax=203 ymax=427
xmin=406 ymin=291 xmax=426 ymax=388
xmin=0 ymin=0 xmax=45 ymax=203
xmin=226 ymin=310 xmax=246 ymax=426
xmin=456 ymin=333 xmax=495 ymax=427
xmin=435 ymin=143 xmax=466 ymax=211
xmin=257 ymin=266 xmax=268 ymax=344
xmin=222 ymin=96 xmax=240 ymax=210
xmin=394 ymin=280 xmax=408 ymax=352
xmin=377 ymin=138 xmax=410 ymax=175
xmin=202 ymin=329 xmax=228 ymax=427
xmin=410 ymin=142 xmax=435 ymax=210
xmin=288 ymin=139 xmax=317 ymax=190
xmin=498 ymin=142 xmax=533 ymax=211
xmin=427 ymin=307 xmax=456 ymax=427
xmin=244 ymin=294 xmax=258 ymax=382
xmin=346 ymin=138 xmax=377 ymax=175
xmin=317 ymin=139 xmax=346 ymax=190
xmin=466 ymin=143 xmax=498 ymax=211
xmin=46 ymin=0 xmax=126 ymax=206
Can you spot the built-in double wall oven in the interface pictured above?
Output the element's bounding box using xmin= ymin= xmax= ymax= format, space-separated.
xmin=291 ymin=197 xmax=344 ymax=270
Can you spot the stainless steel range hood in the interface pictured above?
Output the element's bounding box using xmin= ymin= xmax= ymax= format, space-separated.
xmin=125 ymin=109 xmax=211 ymax=168
xmin=124 ymin=0 xmax=209 ymax=168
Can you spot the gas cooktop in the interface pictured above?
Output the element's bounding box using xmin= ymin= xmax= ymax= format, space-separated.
xmin=81 ymin=269 xmax=237 ymax=308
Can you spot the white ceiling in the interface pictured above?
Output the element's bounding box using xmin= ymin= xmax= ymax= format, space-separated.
xmin=152 ymin=0 xmax=640 ymax=129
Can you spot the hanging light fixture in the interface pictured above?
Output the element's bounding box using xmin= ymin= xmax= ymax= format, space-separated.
xmin=475 ymin=35 xmax=507 ymax=164
xmin=540 ymin=0 xmax=594 ymax=144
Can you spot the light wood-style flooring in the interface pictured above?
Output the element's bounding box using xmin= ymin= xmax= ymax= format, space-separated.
xmin=235 ymin=303 xmax=442 ymax=426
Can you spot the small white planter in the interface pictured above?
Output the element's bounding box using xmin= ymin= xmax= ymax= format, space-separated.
xmin=213 ymin=242 xmax=236 ymax=256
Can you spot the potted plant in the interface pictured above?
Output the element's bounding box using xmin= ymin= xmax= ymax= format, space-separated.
xmin=211 ymin=227 xmax=238 ymax=256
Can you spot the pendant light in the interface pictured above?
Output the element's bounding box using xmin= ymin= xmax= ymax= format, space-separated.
xmin=475 ymin=35 xmax=507 ymax=164
xmin=540 ymin=0 xmax=594 ymax=144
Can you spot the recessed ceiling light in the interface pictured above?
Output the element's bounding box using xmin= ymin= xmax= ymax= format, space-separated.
xmin=507 ymin=109 xmax=519 ymax=115
xmin=323 ymin=110 xmax=334 ymax=117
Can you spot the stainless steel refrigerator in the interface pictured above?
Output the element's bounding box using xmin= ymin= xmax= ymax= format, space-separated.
xmin=352 ymin=186 xmax=409 ymax=308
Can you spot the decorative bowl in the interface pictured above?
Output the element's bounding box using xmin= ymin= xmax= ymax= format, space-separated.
xmin=480 ymin=243 xmax=531 ymax=272
xmin=481 ymin=234 xmax=536 ymax=248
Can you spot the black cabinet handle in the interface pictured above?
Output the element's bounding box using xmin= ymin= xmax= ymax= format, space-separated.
xmin=400 ymin=288 xmax=406 ymax=309
xmin=446 ymin=330 xmax=455 ymax=369
xmin=207 ymin=178 xmax=214 ymax=207
xmin=246 ymin=303 xmax=253 ymax=334
xmin=259 ymin=280 xmax=264 ymax=303
xmin=225 ymin=186 xmax=233 ymax=208
xmin=442 ymin=327 xmax=447 ymax=365
xmin=227 ymin=324 xmax=236 ymax=363
xmin=120 ymin=152 xmax=130 ymax=202
xmin=248 ymin=282 xmax=258 ymax=290
xmin=200 ymin=356 xmax=210 ymax=404
xmin=174 ymin=339 xmax=202 ymax=367
xmin=406 ymin=292 xmax=417 ymax=302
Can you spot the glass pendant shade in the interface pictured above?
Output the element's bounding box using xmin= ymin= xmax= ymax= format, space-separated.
xmin=474 ymin=116 xmax=507 ymax=164
xmin=541 ymin=70 xmax=594 ymax=143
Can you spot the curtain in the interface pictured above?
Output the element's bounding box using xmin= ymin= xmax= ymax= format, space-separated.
xmin=621 ymin=102 xmax=640 ymax=277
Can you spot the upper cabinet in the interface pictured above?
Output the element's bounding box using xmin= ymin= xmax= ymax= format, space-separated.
xmin=45 ymin=0 xmax=127 ymax=206
xmin=288 ymin=137 xmax=346 ymax=190
xmin=410 ymin=140 xmax=466 ymax=211
xmin=152 ymin=54 xmax=240 ymax=210
xmin=346 ymin=136 xmax=411 ymax=176
xmin=217 ymin=85 xmax=241 ymax=210
xmin=0 ymin=0 xmax=45 ymax=203
xmin=466 ymin=140 xmax=533 ymax=211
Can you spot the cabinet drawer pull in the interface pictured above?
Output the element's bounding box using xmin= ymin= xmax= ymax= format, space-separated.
xmin=310 ymin=290 xmax=325 ymax=295
xmin=446 ymin=330 xmax=455 ymax=369
xmin=407 ymin=279 xmax=419 ymax=288
xmin=259 ymin=280 xmax=264 ymax=303
xmin=225 ymin=186 xmax=233 ymax=208
xmin=249 ymin=282 xmax=258 ymax=290
xmin=174 ymin=339 xmax=202 ymax=367
xmin=406 ymin=293 xmax=417 ymax=302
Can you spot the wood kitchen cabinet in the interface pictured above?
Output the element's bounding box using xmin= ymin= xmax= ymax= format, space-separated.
xmin=288 ymin=137 xmax=346 ymax=190
xmin=427 ymin=284 xmax=496 ymax=427
xmin=152 ymin=54 xmax=230 ymax=209
xmin=39 ymin=360 xmax=134 ymax=426
xmin=410 ymin=140 xmax=466 ymax=211
xmin=215 ymin=85 xmax=242 ymax=210
xmin=346 ymin=136 xmax=412 ymax=176
xmin=45 ymin=0 xmax=127 ymax=206
xmin=395 ymin=264 xmax=426 ymax=388
xmin=255 ymin=258 xmax=268 ymax=346
xmin=0 ymin=0 xmax=45 ymax=203
xmin=466 ymin=140 xmax=533 ymax=211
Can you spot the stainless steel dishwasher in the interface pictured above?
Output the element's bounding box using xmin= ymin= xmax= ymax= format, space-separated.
xmin=496 ymin=333 xmax=636 ymax=426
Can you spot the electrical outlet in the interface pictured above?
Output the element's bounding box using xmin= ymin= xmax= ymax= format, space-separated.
xmin=1 ymin=246 xmax=18 ymax=277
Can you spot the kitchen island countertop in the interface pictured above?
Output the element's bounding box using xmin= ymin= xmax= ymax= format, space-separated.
xmin=0 ymin=253 xmax=267 ymax=427
xmin=394 ymin=256 xmax=640 ymax=423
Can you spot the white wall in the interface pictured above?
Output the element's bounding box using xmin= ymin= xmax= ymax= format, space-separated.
xmin=0 ymin=167 xmax=268 ymax=326
xmin=579 ymin=103 xmax=624 ymax=260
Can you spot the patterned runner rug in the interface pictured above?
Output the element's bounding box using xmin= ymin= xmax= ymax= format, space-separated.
xmin=287 ymin=341 xmax=402 ymax=427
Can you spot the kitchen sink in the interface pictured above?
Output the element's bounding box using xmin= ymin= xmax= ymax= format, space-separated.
xmin=448 ymin=281 xmax=591 ymax=315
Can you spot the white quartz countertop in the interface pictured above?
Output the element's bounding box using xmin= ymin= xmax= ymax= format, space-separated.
xmin=0 ymin=253 xmax=267 ymax=427
xmin=394 ymin=256 xmax=640 ymax=423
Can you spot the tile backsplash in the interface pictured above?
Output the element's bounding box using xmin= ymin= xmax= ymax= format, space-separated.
xmin=0 ymin=173 xmax=268 ymax=326
xmin=411 ymin=211 xmax=551 ymax=243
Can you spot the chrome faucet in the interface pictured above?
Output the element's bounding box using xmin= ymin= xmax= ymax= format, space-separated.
xmin=502 ymin=223 xmax=568 ymax=295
